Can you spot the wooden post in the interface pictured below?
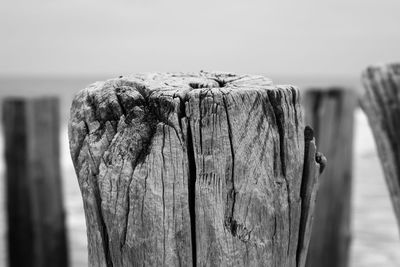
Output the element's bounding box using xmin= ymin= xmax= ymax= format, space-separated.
xmin=361 ymin=63 xmax=400 ymax=229
xmin=68 ymin=72 xmax=326 ymax=267
xmin=3 ymin=98 xmax=68 ymax=267
xmin=303 ymin=88 xmax=356 ymax=267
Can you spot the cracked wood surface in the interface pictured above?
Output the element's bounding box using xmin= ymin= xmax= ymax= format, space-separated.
xmin=68 ymin=72 xmax=325 ymax=267
xmin=304 ymin=88 xmax=356 ymax=267
xmin=361 ymin=63 xmax=400 ymax=230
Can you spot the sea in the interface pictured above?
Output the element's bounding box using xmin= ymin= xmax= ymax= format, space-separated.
xmin=0 ymin=75 xmax=399 ymax=267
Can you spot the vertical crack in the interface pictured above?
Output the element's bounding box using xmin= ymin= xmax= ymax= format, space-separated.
xmin=267 ymin=90 xmax=292 ymax=256
xmin=91 ymin=171 xmax=114 ymax=267
xmin=267 ymin=90 xmax=287 ymax=176
xmin=176 ymin=95 xmax=197 ymax=267
xmin=161 ymin=125 xmax=167 ymax=264
xmin=296 ymin=126 xmax=314 ymax=266
xmin=222 ymin=96 xmax=237 ymax=236
xmin=186 ymin=119 xmax=197 ymax=267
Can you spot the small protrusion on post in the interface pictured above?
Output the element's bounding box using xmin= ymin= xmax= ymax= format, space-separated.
xmin=315 ymin=152 xmax=327 ymax=174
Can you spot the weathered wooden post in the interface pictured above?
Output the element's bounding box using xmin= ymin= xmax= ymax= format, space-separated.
xmin=3 ymin=98 xmax=68 ymax=267
xmin=361 ymin=63 xmax=400 ymax=228
xmin=68 ymin=72 xmax=326 ymax=267
xmin=303 ymin=88 xmax=356 ymax=267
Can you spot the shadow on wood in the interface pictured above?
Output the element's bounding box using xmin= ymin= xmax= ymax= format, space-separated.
xmin=68 ymin=72 xmax=326 ymax=267
xmin=3 ymin=97 xmax=68 ymax=267
xmin=303 ymin=88 xmax=356 ymax=267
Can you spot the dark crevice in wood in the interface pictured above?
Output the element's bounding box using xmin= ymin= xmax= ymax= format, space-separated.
xmin=222 ymin=96 xmax=238 ymax=238
xmin=296 ymin=126 xmax=314 ymax=267
xmin=123 ymin=81 xmax=150 ymax=101
xmin=267 ymin=91 xmax=286 ymax=176
xmin=188 ymin=78 xmax=227 ymax=89
xmin=92 ymin=172 xmax=114 ymax=267
xmin=72 ymin=120 xmax=89 ymax=165
xmin=140 ymin=169 xmax=149 ymax=224
xmin=267 ymin=90 xmax=292 ymax=254
xmin=304 ymin=126 xmax=314 ymax=143
xmin=199 ymin=93 xmax=203 ymax=155
xmin=291 ymin=87 xmax=300 ymax=133
xmin=115 ymin=89 xmax=127 ymax=117
xmin=176 ymin=95 xmax=198 ymax=266
xmin=161 ymin=125 xmax=167 ymax=265
xmin=81 ymin=131 xmax=113 ymax=266
xmin=121 ymin=171 xmax=132 ymax=249
xmin=189 ymin=82 xmax=212 ymax=89
xmin=85 ymin=91 xmax=120 ymax=138
xmin=210 ymin=78 xmax=227 ymax=88
xmin=176 ymin=95 xmax=187 ymax=140
xmin=186 ymin=118 xmax=197 ymax=267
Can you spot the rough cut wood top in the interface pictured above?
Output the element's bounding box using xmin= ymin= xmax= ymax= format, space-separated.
xmin=69 ymin=71 xmax=324 ymax=267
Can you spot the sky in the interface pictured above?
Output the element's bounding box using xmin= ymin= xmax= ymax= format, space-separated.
xmin=1 ymin=0 xmax=400 ymax=77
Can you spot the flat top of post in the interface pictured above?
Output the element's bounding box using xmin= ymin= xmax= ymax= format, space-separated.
xmin=83 ymin=71 xmax=280 ymax=98
xmin=117 ymin=71 xmax=272 ymax=87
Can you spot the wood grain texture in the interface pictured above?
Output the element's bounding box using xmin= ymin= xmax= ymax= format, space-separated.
xmin=68 ymin=72 xmax=326 ymax=267
xmin=303 ymin=88 xmax=356 ymax=267
xmin=361 ymin=63 xmax=400 ymax=229
xmin=3 ymin=98 xmax=68 ymax=267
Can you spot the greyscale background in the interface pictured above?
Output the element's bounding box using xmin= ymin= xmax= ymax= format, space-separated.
xmin=1 ymin=0 xmax=400 ymax=266
xmin=1 ymin=0 xmax=400 ymax=76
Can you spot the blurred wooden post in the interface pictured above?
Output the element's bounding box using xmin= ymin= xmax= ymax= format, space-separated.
xmin=361 ymin=63 xmax=400 ymax=229
xmin=3 ymin=98 xmax=68 ymax=267
xmin=68 ymin=72 xmax=326 ymax=267
xmin=303 ymin=88 xmax=356 ymax=267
